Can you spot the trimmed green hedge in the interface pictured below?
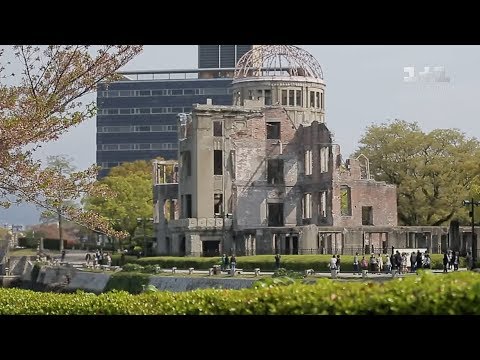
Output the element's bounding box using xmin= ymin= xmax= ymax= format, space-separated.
xmin=104 ymin=272 xmax=150 ymax=294
xmin=120 ymin=254 xmax=465 ymax=272
xmin=0 ymin=271 xmax=479 ymax=314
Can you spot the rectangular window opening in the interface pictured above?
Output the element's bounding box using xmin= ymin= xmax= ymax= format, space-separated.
xmin=268 ymin=203 xmax=284 ymax=226
xmin=281 ymin=90 xmax=288 ymax=105
xmin=303 ymin=193 xmax=312 ymax=219
xmin=295 ymin=90 xmax=302 ymax=107
xmin=213 ymin=121 xmax=223 ymax=137
xmin=304 ymin=150 xmax=312 ymax=175
xmin=267 ymin=159 xmax=284 ymax=185
xmin=362 ymin=206 xmax=373 ymax=225
xmin=340 ymin=185 xmax=352 ymax=216
xmin=266 ymin=122 xmax=281 ymax=139
xmin=214 ymin=194 xmax=223 ymax=214
xmin=185 ymin=194 xmax=192 ymax=218
xmin=214 ymin=150 xmax=223 ymax=175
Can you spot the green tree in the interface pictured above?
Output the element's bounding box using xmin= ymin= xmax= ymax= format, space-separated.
xmin=355 ymin=119 xmax=480 ymax=225
xmin=40 ymin=155 xmax=80 ymax=250
xmin=83 ymin=160 xmax=154 ymax=247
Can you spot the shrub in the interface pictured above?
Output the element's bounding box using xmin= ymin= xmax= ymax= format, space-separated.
xmin=0 ymin=272 xmax=479 ymax=314
xmin=141 ymin=265 xmax=162 ymax=274
xmin=104 ymin=272 xmax=150 ymax=294
xmin=122 ymin=263 xmax=144 ymax=272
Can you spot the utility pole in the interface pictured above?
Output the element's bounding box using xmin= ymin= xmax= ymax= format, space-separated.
xmin=463 ymin=199 xmax=480 ymax=269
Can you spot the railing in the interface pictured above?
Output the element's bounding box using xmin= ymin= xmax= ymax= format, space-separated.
xmin=152 ymin=247 xmax=474 ymax=258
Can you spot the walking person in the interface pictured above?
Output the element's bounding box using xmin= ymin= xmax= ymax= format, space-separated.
xmin=443 ymin=251 xmax=449 ymax=273
xmin=274 ymin=253 xmax=281 ymax=270
xmin=221 ymin=254 xmax=227 ymax=271
xmin=466 ymin=251 xmax=473 ymax=270
xmin=453 ymin=251 xmax=459 ymax=271
xmin=410 ymin=251 xmax=417 ymax=273
xmin=377 ymin=253 xmax=383 ymax=274
xmin=336 ymin=255 xmax=341 ymax=274
xmin=384 ymin=254 xmax=392 ymax=274
xmin=230 ymin=254 xmax=237 ymax=276
xmin=329 ymin=255 xmax=337 ymax=272
xmin=353 ymin=252 xmax=359 ymax=275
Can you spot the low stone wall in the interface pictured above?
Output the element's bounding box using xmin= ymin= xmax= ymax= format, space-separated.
xmin=26 ymin=267 xmax=255 ymax=293
xmin=148 ymin=276 xmax=255 ymax=292
xmin=66 ymin=272 xmax=112 ymax=294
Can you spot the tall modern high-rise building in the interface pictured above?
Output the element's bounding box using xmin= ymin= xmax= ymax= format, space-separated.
xmin=96 ymin=45 xmax=252 ymax=178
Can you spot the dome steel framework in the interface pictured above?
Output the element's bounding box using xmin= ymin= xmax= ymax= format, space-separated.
xmin=233 ymin=45 xmax=324 ymax=81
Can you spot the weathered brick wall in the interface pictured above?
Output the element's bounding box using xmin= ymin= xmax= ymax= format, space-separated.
xmin=332 ymin=160 xmax=398 ymax=227
xmin=232 ymin=107 xmax=302 ymax=228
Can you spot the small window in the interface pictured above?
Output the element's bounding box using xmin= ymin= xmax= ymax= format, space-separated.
xmin=340 ymin=185 xmax=352 ymax=216
xmin=289 ymin=90 xmax=295 ymax=106
xmin=172 ymin=89 xmax=183 ymax=95
xmin=267 ymin=159 xmax=284 ymax=184
xmin=138 ymin=90 xmax=151 ymax=96
xmin=183 ymin=89 xmax=194 ymax=95
xmin=296 ymin=90 xmax=302 ymax=107
xmin=151 ymin=108 xmax=163 ymax=114
xmin=214 ymin=150 xmax=223 ymax=175
xmin=214 ymin=194 xmax=223 ymax=214
xmin=304 ymin=150 xmax=312 ymax=175
xmin=310 ymin=91 xmax=315 ymax=108
xmin=152 ymin=90 xmax=164 ymax=96
xmin=362 ymin=206 xmax=373 ymax=225
xmin=185 ymin=194 xmax=192 ymax=218
xmin=119 ymin=90 xmax=132 ymax=97
xmin=213 ymin=121 xmax=223 ymax=137
xmin=316 ymin=92 xmax=320 ymax=108
xmin=268 ymin=203 xmax=284 ymax=226
xmin=135 ymin=126 xmax=150 ymax=132
xmin=266 ymin=122 xmax=280 ymax=140
xmin=319 ymin=191 xmax=327 ymax=218
xmin=264 ymin=90 xmax=272 ymax=105
xmin=281 ymin=90 xmax=288 ymax=105
xmin=321 ymin=92 xmax=324 ymax=109
xmin=303 ymin=193 xmax=312 ymax=219
xmin=320 ymin=147 xmax=329 ymax=173
xmin=138 ymin=143 xmax=151 ymax=150
xmin=139 ymin=108 xmax=150 ymax=114
xmin=119 ymin=108 xmax=132 ymax=115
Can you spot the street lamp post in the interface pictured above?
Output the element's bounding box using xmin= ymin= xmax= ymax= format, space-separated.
xmin=463 ymin=198 xmax=480 ymax=269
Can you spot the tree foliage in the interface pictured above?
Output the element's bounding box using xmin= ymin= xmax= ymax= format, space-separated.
xmin=0 ymin=45 xmax=142 ymax=238
xmin=355 ymin=119 xmax=480 ymax=225
xmin=83 ymin=160 xmax=154 ymax=240
xmin=39 ymin=155 xmax=78 ymax=223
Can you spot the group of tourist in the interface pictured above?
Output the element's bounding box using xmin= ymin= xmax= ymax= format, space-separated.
xmin=352 ymin=250 xmax=433 ymax=275
xmin=220 ymin=254 xmax=237 ymax=274
xmin=85 ymin=250 xmax=112 ymax=268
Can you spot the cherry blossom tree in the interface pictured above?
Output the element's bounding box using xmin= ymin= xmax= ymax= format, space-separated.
xmin=0 ymin=45 xmax=143 ymax=241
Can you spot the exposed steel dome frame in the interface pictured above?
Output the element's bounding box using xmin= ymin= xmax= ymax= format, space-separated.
xmin=233 ymin=45 xmax=324 ymax=82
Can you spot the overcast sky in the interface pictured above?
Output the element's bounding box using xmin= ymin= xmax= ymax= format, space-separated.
xmin=2 ymin=45 xmax=480 ymax=226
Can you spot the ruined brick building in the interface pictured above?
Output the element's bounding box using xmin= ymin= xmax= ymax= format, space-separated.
xmin=152 ymin=45 xmax=408 ymax=256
